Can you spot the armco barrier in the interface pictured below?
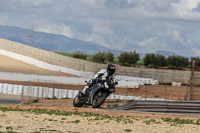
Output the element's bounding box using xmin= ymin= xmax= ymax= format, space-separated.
xmin=0 ymin=38 xmax=198 ymax=84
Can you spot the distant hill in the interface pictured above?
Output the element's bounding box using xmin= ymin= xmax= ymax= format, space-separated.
xmin=155 ymin=50 xmax=180 ymax=57
xmin=0 ymin=25 xmax=123 ymax=56
xmin=0 ymin=25 xmax=183 ymax=58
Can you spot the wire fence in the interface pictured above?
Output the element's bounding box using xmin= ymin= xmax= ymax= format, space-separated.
xmin=0 ymin=79 xmax=193 ymax=108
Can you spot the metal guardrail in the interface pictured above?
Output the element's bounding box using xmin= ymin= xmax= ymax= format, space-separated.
xmin=108 ymin=101 xmax=200 ymax=113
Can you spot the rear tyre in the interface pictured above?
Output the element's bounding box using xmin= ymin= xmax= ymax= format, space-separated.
xmin=92 ymin=91 xmax=107 ymax=108
xmin=73 ymin=94 xmax=84 ymax=107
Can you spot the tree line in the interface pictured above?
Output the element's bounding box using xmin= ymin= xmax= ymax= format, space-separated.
xmin=143 ymin=54 xmax=200 ymax=69
xmin=66 ymin=51 xmax=200 ymax=69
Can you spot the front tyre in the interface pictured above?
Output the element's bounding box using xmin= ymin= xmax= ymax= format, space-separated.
xmin=92 ymin=91 xmax=107 ymax=108
xmin=73 ymin=94 xmax=84 ymax=107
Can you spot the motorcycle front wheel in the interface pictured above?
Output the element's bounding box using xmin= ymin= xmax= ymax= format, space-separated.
xmin=73 ymin=93 xmax=84 ymax=107
xmin=92 ymin=90 xmax=107 ymax=108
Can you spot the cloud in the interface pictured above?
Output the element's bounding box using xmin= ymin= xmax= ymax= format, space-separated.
xmin=105 ymin=0 xmax=135 ymax=9
xmin=171 ymin=0 xmax=200 ymax=19
xmin=1 ymin=0 xmax=200 ymax=56
xmin=36 ymin=23 xmax=73 ymax=38
xmin=172 ymin=0 xmax=200 ymax=12
xmin=167 ymin=30 xmax=183 ymax=42
xmin=0 ymin=15 xmax=7 ymax=25
xmin=138 ymin=37 xmax=157 ymax=47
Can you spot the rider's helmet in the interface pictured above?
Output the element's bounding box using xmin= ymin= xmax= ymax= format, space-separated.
xmin=107 ymin=64 xmax=116 ymax=75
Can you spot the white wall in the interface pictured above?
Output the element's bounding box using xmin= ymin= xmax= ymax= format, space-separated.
xmin=0 ymin=49 xmax=93 ymax=77
xmin=0 ymin=48 xmax=158 ymax=88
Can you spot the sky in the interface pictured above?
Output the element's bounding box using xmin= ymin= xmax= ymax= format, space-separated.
xmin=0 ymin=0 xmax=200 ymax=56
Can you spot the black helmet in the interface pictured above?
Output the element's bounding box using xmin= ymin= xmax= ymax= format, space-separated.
xmin=107 ymin=64 xmax=116 ymax=75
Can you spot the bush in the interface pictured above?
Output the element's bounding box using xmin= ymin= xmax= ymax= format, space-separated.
xmin=144 ymin=53 xmax=166 ymax=67
xmin=167 ymin=56 xmax=189 ymax=68
xmin=143 ymin=53 xmax=155 ymax=66
xmin=144 ymin=54 xmax=189 ymax=69
xmin=128 ymin=51 xmax=140 ymax=65
xmin=106 ymin=52 xmax=114 ymax=62
xmin=72 ymin=51 xmax=87 ymax=60
xmin=154 ymin=54 xmax=166 ymax=67
xmin=118 ymin=51 xmax=139 ymax=65
xmin=92 ymin=51 xmax=107 ymax=63
xmin=92 ymin=51 xmax=114 ymax=63
xmin=118 ymin=52 xmax=129 ymax=65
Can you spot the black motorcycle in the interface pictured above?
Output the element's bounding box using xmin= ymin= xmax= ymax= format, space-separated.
xmin=73 ymin=75 xmax=118 ymax=108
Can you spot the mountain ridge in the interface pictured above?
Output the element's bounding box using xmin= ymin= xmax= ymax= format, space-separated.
xmin=0 ymin=25 xmax=182 ymax=58
xmin=0 ymin=25 xmax=123 ymax=56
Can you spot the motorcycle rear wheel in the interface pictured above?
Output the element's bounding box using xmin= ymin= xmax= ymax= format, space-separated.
xmin=92 ymin=91 xmax=107 ymax=108
xmin=73 ymin=94 xmax=84 ymax=107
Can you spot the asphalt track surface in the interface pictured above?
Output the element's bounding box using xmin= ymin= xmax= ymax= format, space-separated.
xmin=1 ymin=98 xmax=200 ymax=117
xmin=0 ymin=98 xmax=21 ymax=105
xmin=108 ymin=100 xmax=200 ymax=113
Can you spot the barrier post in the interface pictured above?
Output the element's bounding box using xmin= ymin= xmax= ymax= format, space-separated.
xmin=72 ymin=90 xmax=74 ymax=99
xmin=66 ymin=89 xmax=69 ymax=107
xmin=28 ymin=86 xmax=31 ymax=104
xmin=185 ymin=84 xmax=189 ymax=101
xmin=42 ymin=86 xmax=44 ymax=106
xmin=126 ymin=85 xmax=128 ymax=101
xmin=145 ymin=87 xmax=147 ymax=101
xmin=58 ymin=89 xmax=60 ymax=107
xmin=53 ymin=82 xmax=55 ymax=106
xmin=21 ymin=86 xmax=24 ymax=104
xmin=165 ymin=85 xmax=167 ymax=101
xmin=37 ymin=80 xmax=39 ymax=100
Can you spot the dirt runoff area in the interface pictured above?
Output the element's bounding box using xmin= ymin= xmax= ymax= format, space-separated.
xmin=0 ymin=105 xmax=200 ymax=133
xmin=0 ymin=54 xmax=77 ymax=76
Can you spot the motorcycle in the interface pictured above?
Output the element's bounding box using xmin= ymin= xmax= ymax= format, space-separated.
xmin=73 ymin=75 xmax=118 ymax=108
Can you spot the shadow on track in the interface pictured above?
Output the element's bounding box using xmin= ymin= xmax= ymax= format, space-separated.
xmin=0 ymin=98 xmax=21 ymax=104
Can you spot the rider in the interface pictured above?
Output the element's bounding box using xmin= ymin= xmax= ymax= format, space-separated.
xmin=81 ymin=64 xmax=117 ymax=95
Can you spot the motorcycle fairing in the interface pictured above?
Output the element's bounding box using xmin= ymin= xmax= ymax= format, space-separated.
xmin=88 ymin=83 xmax=103 ymax=104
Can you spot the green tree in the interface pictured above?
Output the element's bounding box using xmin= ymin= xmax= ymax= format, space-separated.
xmin=72 ymin=51 xmax=87 ymax=60
xmin=144 ymin=53 xmax=166 ymax=68
xmin=154 ymin=54 xmax=166 ymax=67
xmin=118 ymin=51 xmax=139 ymax=65
xmin=118 ymin=52 xmax=129 ymax=65
xmin=106 ymin=52 xmax=114 ymax=62
xmin=92 ymin=51 xmax=106 ymax=63
xmin=143 ymin=53 xmax=155 ymax=66
xmin=167 ymin=56 xmax=189 ymax=68
xmin=127 ymin=51 xmax=140 ymax=65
